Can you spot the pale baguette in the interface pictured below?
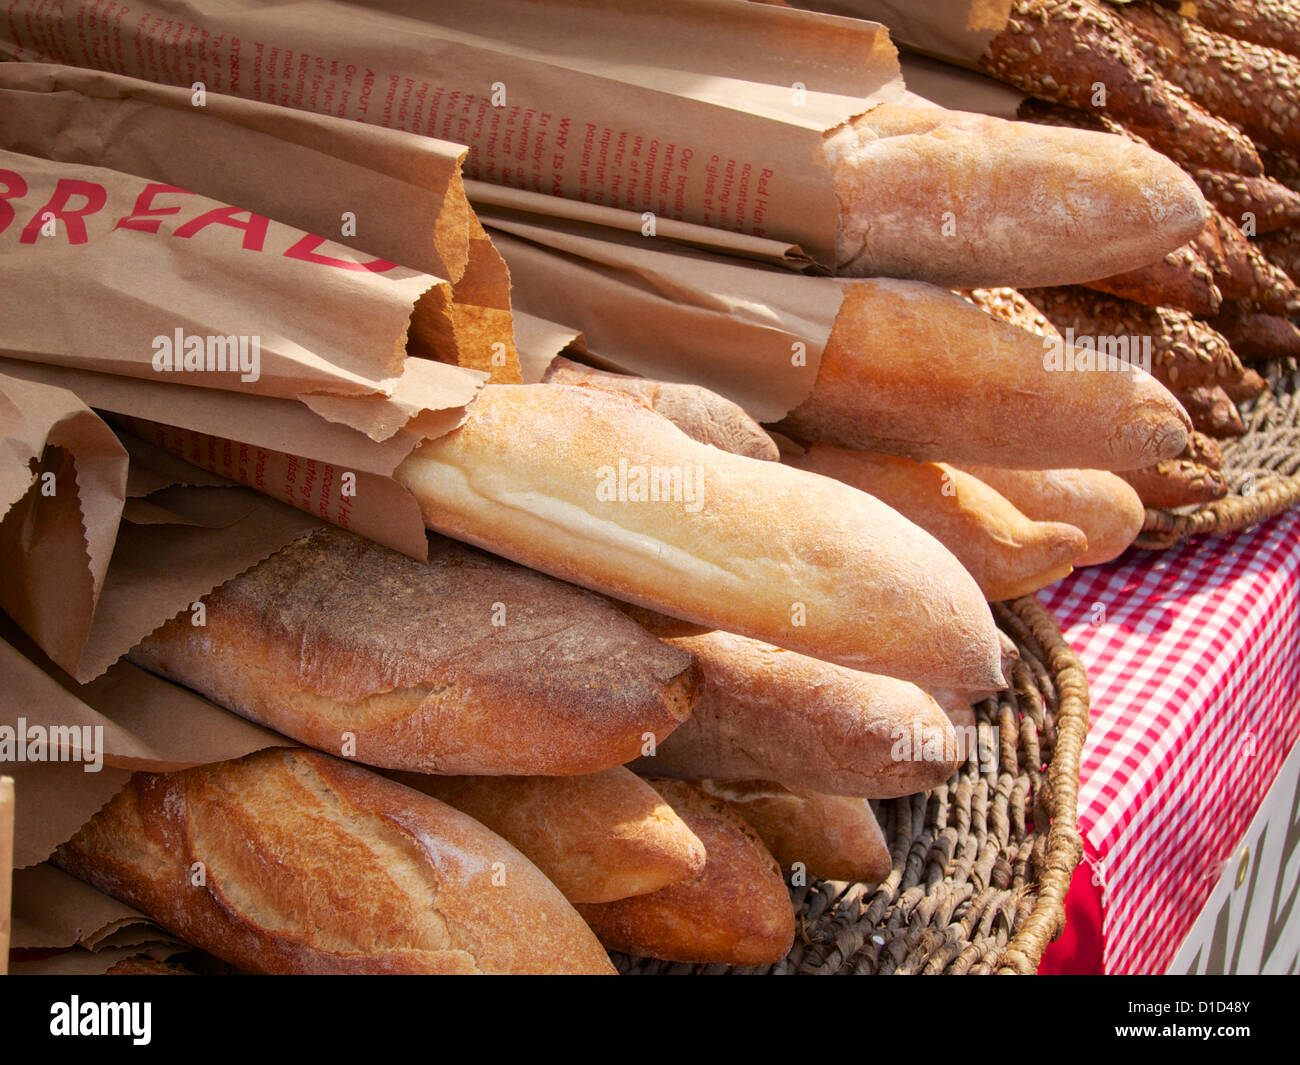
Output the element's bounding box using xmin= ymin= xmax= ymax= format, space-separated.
xmin=390 ymin=768 xmax=706 ymax=904
xmin=698 ymin=780 xmax=891 ymax=884
xmin=130 ymin=526 xmax=698 ymax=775
xmin=826 ymin=104 xmax=1206 ymax=288
xmin=395 ymin=383 xmax=1003 ymax=691
xmin=575 ymin=778 xmax=794 ymax=966
xmin=790 ymin=444 xmax=1087 ymax=601
xmin=633 ymin=630 xmax=961 ymax=798
xmin=959 ymin=466 xmax=1146 ymax=567
xmin=53 ymin=749 xmax=616 ymax=975
xmin=777 ymin=280 xmax=1191 ymax=471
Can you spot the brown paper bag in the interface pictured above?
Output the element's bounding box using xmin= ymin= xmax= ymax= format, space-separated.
xmin=0 ymin=0 xmax=908 ymax=270
xmin=780 ymin=1 xmax=1012 ymax=67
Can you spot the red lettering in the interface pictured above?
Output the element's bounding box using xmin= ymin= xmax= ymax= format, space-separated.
xmin=115 ymin=183 xmax=191 ymax=234
xmin=0 ymin=169 xmax=28 ymax=236
xmin=282 ymin=233 xmax=397 ymax=272
xmin=173 ymin=207 xmax=270 ymax=251
xmin=19 ymin=179 xmax=108 ymax=245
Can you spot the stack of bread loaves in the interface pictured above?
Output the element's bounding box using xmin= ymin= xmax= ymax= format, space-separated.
xmin=974 ymin=0 xmax=1300 ymax=509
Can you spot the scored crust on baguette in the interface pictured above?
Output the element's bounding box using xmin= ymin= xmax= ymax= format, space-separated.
xmin=53 ymin=749 xmax=616 ymax=975
xmin=958 ymin=466 xmax=1146 ymax=567
xmin=130 ymin=526 xmax=699 ymax=775
xmin=576 ymin=778 xmax=795 ymax=967
xmin=698 ymin=779 xmax=892 ymax=885
xmin=390 ymin=767 xmax=707 ymax=904
xmin=789 ymin=445 xmax=1087 ymax=601
xmin=635 ymin=630 xmax=962 ymax=799
xmin=396 ymin=383 xmax=1004 ymax=691
xmin=824 ymin=104 xmax=1207 ymax=288
xmin=777 ymin=280 xmax=1192 ymax=471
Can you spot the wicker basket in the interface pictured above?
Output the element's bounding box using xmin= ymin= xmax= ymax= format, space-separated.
xmin=1139 ymin=358 xmax=1300 ymax=549
xmin=616 ymin=594 xmax=1090 ymax=975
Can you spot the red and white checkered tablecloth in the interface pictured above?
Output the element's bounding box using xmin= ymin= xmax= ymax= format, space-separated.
xmin=1036 ymin=506 xmax=1300 ymax=975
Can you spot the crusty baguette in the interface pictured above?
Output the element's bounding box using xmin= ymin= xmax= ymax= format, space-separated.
xmin=1257 ymin=227 xmax=1300 ymax=286
xmin=981 ymin=0 xmax=1264 ymax=176
xmin=1084 ymin=233 xmax=1223 ymax=317
xmin=543 ymin=357 xmax=779 ymax=461
xmin=825 ymin=103 xmax=1205 ymax=287
xmin=395 ymin=383 xmax=1003 ymax=691
xmin=130 ymin=526 xmax=699 ymax=775
xmin=634 ymin=630 xmax=961 ymax=798
xmin=1181 ymin=0 xmax=1300 ymax=57
xmin=1209 ymin=301 xmax=1300 ymax=362
xmin=389 ymin=768 xmax=706 ymax=904
xmin=958 ymin=466 xmax=1146 ymax=567
xmin=789 ymin=444 xmax=1087 ymax=601
xmin=776 ymin=280 xmax=1191 ymax=471
xmin=1176 ymin=382 xmax=1245 ymax=438
xmin=575 ymin=778 xmax=794 ymax=966
xmin=698 ymin=780 xmax=891 ymax=884
xmin=1191 ymin=168 xmax=1300 ymax=235
xmin=53 ymin=749 xmax=616 ymax=975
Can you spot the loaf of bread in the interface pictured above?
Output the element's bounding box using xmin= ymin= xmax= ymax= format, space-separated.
xmin=776 ymin=280 xmax=1191 ymax=471
xmin=1184 ymin=0 xmax=1300 ymax=57
xmin=575 ymin=778 xmax=794 ymax=966
xmin=789 ymin=444 xmax=1087 ymax=601
xmin=1176 ymin=382 xmax=1245 ymax=438
xmin=958 ymin=466 xmax=1146 ymax=567
xmin=697 ymin=780 xmax=891 ymax=884
xmin=1210 ymin=301 xmax=1300 ymax=361
xmin=1084 ymin=231 xmax=1223 ymax=317
xmin=633 ymin=630 xmax=961 ymax=798
xmin=1191 ymin=168 xmax=1300 ymax=235
xmin=130 ymin=526 xmax=699 ymax=775
xmin=1258 ymin=227 xmax=1300 ymax=286
xmin=825 ymin=103 xmax=1206 ymax=288
xmin=53 ymin=749 xmax=616 ymax=974
xmin=1119 ymin=456 xmax=1229 ymax=508
xmin=982 ymin=0 xmax=1264 ymax=176
xmin=389 ymin=768 xmax=706 ymax=904
xmin=395 ymin=383 xmax=1004 ymax=691
xmin=543 ymin=357 xmax=779 ymax=461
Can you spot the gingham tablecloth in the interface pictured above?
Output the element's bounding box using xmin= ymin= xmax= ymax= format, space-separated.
xmin=1035 ymin=506 xmax=1300 ymax=975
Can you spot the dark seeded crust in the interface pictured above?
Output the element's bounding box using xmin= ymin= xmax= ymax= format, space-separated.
xmin=575 ymin=778 xmax=794 ymax=966
xmin=54 ymin=749 xmax=616 ymax=975
xmin=1208 ymin=301 xmax=1300 ymax=362
xmin=1175 ymin=383 xmax=1246 ymax=438
xmin=1257 ymin=227 xmax=1300 ymax=285
xmin=1119 ymin=459 xmax=1229 ymax=508
xmin=981 ymin=0 xmax=1264 ymax=176
xmin=1185 ymin=0 xmax=1300 ymax=57
xmin=130 ymin=527 xmax=700 ymax=775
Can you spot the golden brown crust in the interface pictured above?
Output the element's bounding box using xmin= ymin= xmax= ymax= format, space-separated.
xmin=1084 ymin=235 xmax=1224 ymax=317
xmin=778 ymin=280 xmax=1191 ymax=471
xmin=1191 ymin=169 xmax=1300 ymax=235
xmin=389 ymin=768 xmax=707 ymax=905
xmin=1209 ymin=301 xmax=1300 ymax=361
xmin=397 ymin=383 xmax=1004 ymax=691
xmin=575 ymin=778 xmax=794 ymax=966
xmin=825 ymin=102 xmax=1206 ymax=287
xmin=53 ymin=749 xmax=616 ymax=975
xmin=698 ymin=780 xmax=892 ymax=884
xmin=790 ymin=445 xmax=1086 ymax=601
xmin=130 ymin=527 xmax=698 ymax=775
xmin=958 ymin=466 xmax=1145 ymax=567
xmin=634 ymin=630 xmax=962 ymax=799
xmin=1119 ymin=458 xmax=1229 ymax=508
xmin=1175 ymin=382 xmax=1246 ymax=437
xmin=982 ymin=0 xmax=1264 ymax=176
xmin=543 ymin=358 xmax=779 ymax=461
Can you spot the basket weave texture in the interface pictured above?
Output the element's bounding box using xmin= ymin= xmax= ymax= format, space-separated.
xmin=616 ymin=594 xmax=1090 ymax=975
xmin=1140 ymin=359 xmax=1300 ymax=549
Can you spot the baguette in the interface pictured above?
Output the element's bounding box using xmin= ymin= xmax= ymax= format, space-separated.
xmin=776 ymin=280 xmax=1191 ymax=471
xmin=130 ymin=526 xmax=699 ymax=776
xmin=1257 ymin=227 xmax=1300 ymax=286
xmin=1084 ymin=233 xmax=1223 ymax=317
xmin=825 ymin=103 xmax=1205 ymax=287
xmin=542 ymin=357 xmax=779 ymax=461
xmin=1180 ymin=0 xmax=1300 ymax=57
xmin=789 ymin=444 xmax=1087 ymax=601
xmin=389 ymin=768 xmax=707 ymax=904
xmin=1190 ymin=168 xmax=1300 ymax=235
xmin=395 ymin=383 xmax=1004 ymax=691
xmin=1209 ymin=302 xmax=1300 ymax=362
xmin=697 ymin=780 xmax=892 ymax=885
xmin=634 ymin=630 xmax=961 ymax=798
xmin=958 ymin=466 xmax=1146 ymax=567
xmin=53 ymin=749 xmax=616 ymax=975
xmin=1176 ymin=382 xmax=1245 ymax=438
xmin=575 ymin=778 xmax=794 ymax=966
xmin=981 ymin=0 xmax=1264 ymax=176
xmin=1119 ymin=457 xmax=1229 ymax=508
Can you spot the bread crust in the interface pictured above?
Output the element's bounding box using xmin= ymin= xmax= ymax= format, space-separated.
xmin=391 ymin=768 xmax=707 ymax=904
xmin=397 ymin=383 xmax=1004 ymax=691
xmin=130 ymin=527 xmax=699 ymax=775
xmin=575 ymin=778 xmax=794 ymax=966
xmin=54 ymin=749 xmax=617 ymax=974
